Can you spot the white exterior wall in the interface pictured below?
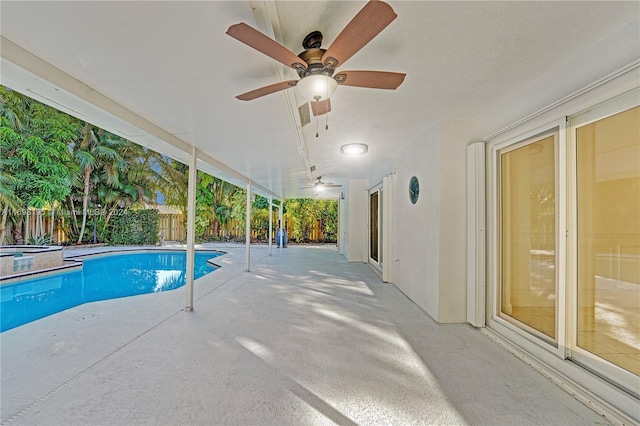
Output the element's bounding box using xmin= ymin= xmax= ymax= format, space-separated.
xmin=392 ymin=123 xmax=440 ymax=320
xmin=437 ymin=119 xmax=480 ymax=322
xmin=344 ymin=179 xmax=368 ymax=262
xmin=391 ymin=120 xmax=478 ymax=322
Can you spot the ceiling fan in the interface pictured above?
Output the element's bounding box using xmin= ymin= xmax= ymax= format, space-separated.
xmin=315 ymin=177 xmax=342 ymax=189
xmin=301 ymin=177 xmax=342 ymax=192
xmin=226 ymin=0 xmax=406 ymax=116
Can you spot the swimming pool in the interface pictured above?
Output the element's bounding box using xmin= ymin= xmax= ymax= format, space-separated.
xmin=0 ymin=250 xmax=222 ymax=332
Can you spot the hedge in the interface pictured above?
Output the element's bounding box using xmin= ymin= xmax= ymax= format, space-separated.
xmin=107 ymin=209 xmax=159 ymax=245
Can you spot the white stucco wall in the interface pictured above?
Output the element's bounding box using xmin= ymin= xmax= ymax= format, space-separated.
xmin=436 ymin=119 xmax=479 ymax=322
xmin=391 ymin=119 xmax=478 ymax=323
xmin=344 ymin=179 xmax=368 ymax=262
xmin=392 ymin=123 xmax=440 ymax=319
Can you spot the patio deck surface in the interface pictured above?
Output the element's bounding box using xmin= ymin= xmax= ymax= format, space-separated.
xmin=1 ymin=244 xmax=609 ymax=425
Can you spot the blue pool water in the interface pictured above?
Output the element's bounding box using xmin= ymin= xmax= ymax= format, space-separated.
xmin=0 ymin=251 xmax=222 ymax=332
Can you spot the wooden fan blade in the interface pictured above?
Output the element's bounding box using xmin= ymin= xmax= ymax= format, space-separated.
xmin=321 ymin=1 xmax=397 ymax=69
xmin=236 ymin=80 xmax=297 ymax=101
xmin=311 ymin=99 xmax=331 ymax=116
xmin=334 ymin=71 xmax=405 ymax=90
xmin=227 ymin=23 xmax=307 ymax=71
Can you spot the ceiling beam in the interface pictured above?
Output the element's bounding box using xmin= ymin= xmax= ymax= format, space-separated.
xmin=250 ymin=0 xmax=315 ymax=186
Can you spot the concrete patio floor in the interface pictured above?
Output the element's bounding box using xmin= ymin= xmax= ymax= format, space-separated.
xmin=1 ymin=244 xmax=610 ymax=425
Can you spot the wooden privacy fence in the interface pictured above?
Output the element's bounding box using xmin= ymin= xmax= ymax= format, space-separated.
xmin=157 ymin=213 xmax=186 ymax=241
xmin=2 ymin=208 xmax=333 ymax=245
xmin=3 ymin=209 xmax=189 ymax=244
xmin=162 ymin=216 xmax=331 ymax=243
xmin=186 ymin=217 xmax=331 ymax=242
xmin=3 ymin=209 xmax=67 ymax=244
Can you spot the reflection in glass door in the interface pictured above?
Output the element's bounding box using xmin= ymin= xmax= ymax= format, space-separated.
xmin=575 ymin=105 xmax=640 ymax=376
xmin=499 ymin=133 xmax=557 ymax=341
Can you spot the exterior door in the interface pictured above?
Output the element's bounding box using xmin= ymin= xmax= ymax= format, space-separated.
xmin=369 ymin=185 xmax=383 ymax=268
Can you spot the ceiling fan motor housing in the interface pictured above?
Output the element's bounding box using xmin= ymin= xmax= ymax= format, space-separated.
xmin=297 ymin=48 xmax=334 ymax=79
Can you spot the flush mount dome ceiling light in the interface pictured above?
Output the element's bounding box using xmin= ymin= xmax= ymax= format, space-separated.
xmin=341 ymin=143 xmax=368 ymax=155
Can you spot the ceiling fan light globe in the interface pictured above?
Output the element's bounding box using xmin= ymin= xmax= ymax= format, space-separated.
xmin=297 ymin=75 xmax=337 ymax=102
xmin=340 ymin=143 xmax=368 ymax=155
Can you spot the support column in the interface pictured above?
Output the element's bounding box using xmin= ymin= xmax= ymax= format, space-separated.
xmin=245 ymin=182 xmax=251 ymax=272
xmin=185 ymin=146 xmax=197 ymax=312
xmin=279 ymin=202 xmax=283 ymax=247
xmin=268 ymin=196 xmax=273 ymax=256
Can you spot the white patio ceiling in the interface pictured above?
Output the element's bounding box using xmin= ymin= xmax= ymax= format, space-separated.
xmin=1 ymin=1 xmax=638 ymax=199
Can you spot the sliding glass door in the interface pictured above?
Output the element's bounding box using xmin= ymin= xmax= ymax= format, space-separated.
xmin=490 ymin=91 xmax=639 ymax=397
xmin=499 ymin=131 xmax=558 ymax=342
xmin=573 ymin=104 xmax=640 ymax=380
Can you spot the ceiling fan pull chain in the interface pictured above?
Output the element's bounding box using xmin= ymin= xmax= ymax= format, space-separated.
xmin=315 ymin=97 xmax=320 ymax=137
xmin=324 ymin=82 xmax=330 ymax=131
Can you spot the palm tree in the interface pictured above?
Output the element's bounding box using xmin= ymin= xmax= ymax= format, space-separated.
xmin=0 ymin=169 xmax=21 ymax=244
xmin=3 ymin=87 xmax=172 ymax=245
xmin=156 ymin=157 xmax=188 ymax=216
xmin=73 ymin=124 xmax=126 ymax=244
xmin=211 ymin=177 xmax=237 ymax=238
xmin=98 ymin=143 xmax=161 ymax=230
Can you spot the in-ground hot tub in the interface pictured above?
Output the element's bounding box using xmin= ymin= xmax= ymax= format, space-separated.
xmin=0 ymin=245 xmax=64 ymax=278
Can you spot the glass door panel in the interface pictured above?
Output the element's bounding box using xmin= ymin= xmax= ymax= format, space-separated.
xmin=576 ymin=105 xmax=640 ymax=376
xmin=370 ymin=191 xmax=379 ymax=263
xmin=500 ymin=134 xmax=557 ymax=340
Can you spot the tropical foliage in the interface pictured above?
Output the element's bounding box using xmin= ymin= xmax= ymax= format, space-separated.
xmin=0 ymin=86 xmax=338 ymax=245
xmin=284 ymin=198 xmax=337 ymax=243
xmin=156 ymin=159 xmax=249 ymax=240
xmin=0 ymin=86 xmax=79 ymax=243
xmin=0 ymin=86 xmax=163 ymax=244
xmin=65 ymin=125 xmax=163 ymax=243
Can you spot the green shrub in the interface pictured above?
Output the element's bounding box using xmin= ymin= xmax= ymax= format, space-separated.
xmin=107 ymin=209 xmax=158 ymax=245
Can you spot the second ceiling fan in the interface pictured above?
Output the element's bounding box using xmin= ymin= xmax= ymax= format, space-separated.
xmin=226 ymin=0 xmax=406 ymax=116
xmin=300 ymin=177 xmax=342 ymax=193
